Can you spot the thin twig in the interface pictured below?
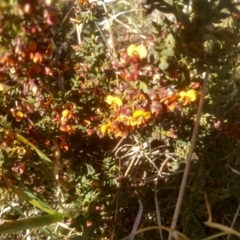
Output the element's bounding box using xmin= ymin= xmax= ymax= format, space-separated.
xmin=124 ymin=150 xmax=140 ymax=177
xmin=112 ymin=135 xmax=127 ymax=152
xmin=168 ymin=65 xmax=210 ymax=240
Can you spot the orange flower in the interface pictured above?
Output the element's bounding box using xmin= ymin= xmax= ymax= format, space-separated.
xmin=167 ymin=102 xmax=177 ymax=111
xmin=79 ymin=0 xmax=89 ymax=4
xmin=60 ymin=124 xmax=76 ymax=134
xmin=65 ymin=125 xmax=76 ymax=134
xmin=160 ymin=92 xmax=179 ymax=111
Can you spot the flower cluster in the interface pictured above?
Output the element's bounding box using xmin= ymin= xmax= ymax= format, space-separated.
xmin=98 ymin=43 xmax=198 ymax=137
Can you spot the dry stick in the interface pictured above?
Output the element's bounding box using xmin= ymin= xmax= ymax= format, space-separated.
xmin=168 ymin=66 xmax=210 ymax=240
xmin=124 ymin=150 xmax=139 ymax=177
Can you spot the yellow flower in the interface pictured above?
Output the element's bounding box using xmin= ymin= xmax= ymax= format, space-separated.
xmin=105 ymin=95 xmax=123 ymax=111
xmin=100 ymin=122 xmax=112 ymax=134
xmin=105 ymin=95 xmax=123 ymax=107
xmin=132 ymin=110 xmax=151 ymax=119
xmin=62 ymin=109 xmax=70 ymax=118
xmin=126 ymin=110 xmax=151 ymax=126
xmin=127 ymin=44 xmax=147 ymax=59
xmin=11 ymin=110 xmax=24 ymax=118
xmin=11 ymin=109 xmax=24 ymax=122
xmin=100 ymin=121 xmax=125 ymax=137
xmin=179 ymin=89 xmax=197 ymax=105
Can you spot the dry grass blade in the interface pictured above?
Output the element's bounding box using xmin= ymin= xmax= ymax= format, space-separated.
xmin=204 ymin=222 xmax=240 ymax=238
xmin=121 ymin=225 xmax=190 ymax=240
xmin=203 ymin=193 xmax=240 ymax=239
xmin=168 ymin=66 xmax=211 ymax=239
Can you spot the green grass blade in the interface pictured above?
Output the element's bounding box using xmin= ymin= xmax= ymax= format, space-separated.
xmin=2 ymin=175 xmax=56 ymax=214
xmin=16 ymin=133 xmax=53 ymax=170
xmin=6 ymin=203 xmax=25 ymax=217
xmin=0 ymin=214 xmax=63 ymax=235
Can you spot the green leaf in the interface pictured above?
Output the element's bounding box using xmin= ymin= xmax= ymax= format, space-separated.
xmin=81 ymin=175 xmax=87 ymax=184
xmin=85 ymin=163 xmax=95 ymax=175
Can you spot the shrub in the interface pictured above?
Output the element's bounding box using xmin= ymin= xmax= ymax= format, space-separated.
xmin=1 ymin=0 xmax=240 ymax=239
